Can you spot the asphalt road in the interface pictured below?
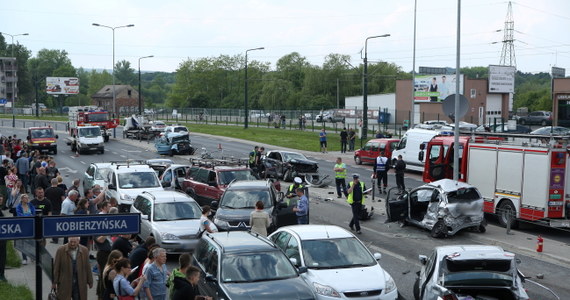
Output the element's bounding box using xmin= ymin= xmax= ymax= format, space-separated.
xmin=3 ymin=123 xmax=569 ymax=300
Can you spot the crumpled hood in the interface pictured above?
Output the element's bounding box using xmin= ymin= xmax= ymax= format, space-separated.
xmin=223 ymin=277 xmax=314 ymax=299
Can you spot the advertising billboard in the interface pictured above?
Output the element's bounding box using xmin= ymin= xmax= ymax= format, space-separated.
xmin=46 ymin=77 xmax=80 ymax=95
xmin=488 ymin=65 xmax=515 ymax=93
xmin=414 ymin=74 xmax=463 ymax=103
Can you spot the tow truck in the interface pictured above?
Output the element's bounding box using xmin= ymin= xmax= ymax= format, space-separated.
xmin=68 ymin=106 xmax=119 ymax=142
xmin=420 ymin=133 xmax=570 ymax=228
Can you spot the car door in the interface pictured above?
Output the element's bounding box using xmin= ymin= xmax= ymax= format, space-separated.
xmin=263 ymin=152 xmax=282 ymax=178
xmin=83 ymin=164 xmax=95 ymax=191
xmin=191 ymin=169 xmax=212 ymax=205
xmin=161 ymin=169 xmax=174 ymax=190
xmin=418 ymin=250 xmax=438 ymax=300
xmin=364 ymin=141 xmax=380 ymax=163
xmin=385 ymin=189 xmax=409 ymax=222
xmin=273 ymin=187 xmax=298 ymax=228
xmin=194 ymin=241 xmax=222 ymax=298
xmin=133 ymin=196 xmax=153 ymax=239
xmin=174 ymin=167 xmax=187 ymax=190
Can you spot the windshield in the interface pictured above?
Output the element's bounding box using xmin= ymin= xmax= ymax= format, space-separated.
xmin=95 ymin=168 xmax=111 ymax=180
xmin=153 ymin=201 xmax=201 ymax=221
xmin=31 ymin=129 xmax=55 ymax=139
xmin=171 ymin=135 xmax=189 ymax=143
xmin=86 ymin=113 xmax=108 ymax=122
xmin=117 ymin=172 xmax=161 ymax=189
xmin=446 ymin=188 xmax=481 ymax=203
xmin=218 ymin=170 xmax=257 ymax=185
xmin=302 ymin=238 xmax=376 ymax=269
xmin=221 ymin=251 xmax=297 ymax=283
xmin=174 ymin=127 xmax=188 ymax=132
xmin=282 ymin=152 xmax=308 ymax=161
xmin=79 ymin=127 xmax=101 ymax=138
xmin=220 ymin=190 xmax=271 ymax=209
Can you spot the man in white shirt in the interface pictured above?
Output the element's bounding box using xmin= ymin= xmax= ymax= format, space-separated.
xmin=61 ymin=189 xmax=79 ymax=215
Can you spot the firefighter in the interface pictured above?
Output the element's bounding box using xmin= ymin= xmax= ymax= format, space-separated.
xmin=373 ymin=151 xmax=390 ymax=194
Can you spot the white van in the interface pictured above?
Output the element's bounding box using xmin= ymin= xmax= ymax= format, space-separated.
xmin=391 ymin=128 xmax=453 ymax=171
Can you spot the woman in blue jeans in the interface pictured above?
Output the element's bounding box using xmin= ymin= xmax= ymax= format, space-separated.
xmin=16 ymin=194 xmax=35 ymax=264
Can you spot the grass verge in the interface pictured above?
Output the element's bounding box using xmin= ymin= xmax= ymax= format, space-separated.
xmin=0 ymin=281 xmax=33 ymax=300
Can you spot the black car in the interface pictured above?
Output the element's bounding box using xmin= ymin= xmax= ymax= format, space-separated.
xmin=261 ymin=150 xmax=319 ymax=183
xmin=212 ymin=180 xmax=296 ymax=232
xmin=193 ymin=231 xmax=315 ymax=300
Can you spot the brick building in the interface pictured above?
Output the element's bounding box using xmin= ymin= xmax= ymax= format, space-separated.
xmin=91 ymin=85 xmax=140 ymax=115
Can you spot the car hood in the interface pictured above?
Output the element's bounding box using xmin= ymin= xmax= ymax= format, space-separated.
xmin=286 ymin=158 xmax=317 ymax=165
xmin=223 ymin=277 xmax=314 ymax=299
xmin=304 ymin=264 xmax=387 ymax=292
xmin=216 ymin=207 xmax=272 ymax=221
xmin=152 ymin=219 xmax=201 ymax=236
xmin=121 ymin=186 xmax=164 ymax=198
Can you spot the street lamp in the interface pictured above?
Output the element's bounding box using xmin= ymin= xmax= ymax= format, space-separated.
xmin=244 ymin=47 xmax=264 ymax=129
xmin=138 ymin=55 xmax=153 ymax=115
xmin=0 ymin=32 xmax=29 ymax=127
xmin=362 ymin=34 xmax=390 ymax=140
xmin=92 ymin=23 xmax=134 ymax=138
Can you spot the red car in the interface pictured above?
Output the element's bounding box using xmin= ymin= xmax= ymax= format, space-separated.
xmin=354 ymin=138 xmax=399 ymax=165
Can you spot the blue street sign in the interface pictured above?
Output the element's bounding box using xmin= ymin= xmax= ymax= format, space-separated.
xmin=0 ymin=217 xmax=36 ymax=240
xmin=42 ymin=214 xmax=140 ymax=238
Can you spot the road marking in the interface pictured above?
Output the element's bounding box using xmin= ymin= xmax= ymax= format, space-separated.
xmin=362 ymin=228 xmax=421 ymax=267
xmin=121 ymin=149 xmax=142 ymax=153
xmin=120 ymin=155 xmax=127 ymax=158
xmin=58 ymin=167 xmax=78 ymax=174
xmin=80 ymin=161 xmax=86 ymax=165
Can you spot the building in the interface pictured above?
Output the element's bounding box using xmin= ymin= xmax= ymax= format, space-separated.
xmin=0 ymin=57 xmax=19 ymax=108
xmin=553 ymin=77 xmax=570 ymax=127
xmin=91 ymin=85 xmax=139 ymax=115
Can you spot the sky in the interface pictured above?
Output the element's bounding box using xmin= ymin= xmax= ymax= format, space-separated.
xmin=2 ymin=0 xmax=570 ymax=74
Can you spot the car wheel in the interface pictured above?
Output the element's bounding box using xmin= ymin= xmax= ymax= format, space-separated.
xmin=478 ymin=224 xmax=487 ymax=233
xmin=498 ymin=200 xmax=518 ymax=228
xmin=413 ymin=278 xmax=420 ymax=300
xmin=430 ymin=220 xmax=446 ymax=238
xmin=100 ymin=148 xmax=105 ymax=154
xmin=355 ymin=156 xmax=362 ymax=165
xmin=304 ymin=174 xmax=319 ymax=185
xmin=169 ymin=149 xmax=174 ymax=157
xmin=541 ymin=120 xmax=547 ymax=126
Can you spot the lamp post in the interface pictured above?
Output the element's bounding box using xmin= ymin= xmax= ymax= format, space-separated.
xmin=363 ymin=34 xmax=390 ymax=140
xmin=138 ymin=55 xmax=153 ymax=115
xmin=0 ymin=32 xmax=29 ymax=127
xmin=92 ymin=23 xmax=134 ymax=138
xmin=244 ymin=47 xmax=264 ymax=129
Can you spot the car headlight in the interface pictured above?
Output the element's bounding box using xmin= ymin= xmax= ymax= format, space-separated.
xmin=120 ymin=193 xmax=132 ymax=201
xmin=313 ymin=282 xmax=340 ymax=298
xmin=213 ymin=217 xmax=229 ymax=228
xmin=160 ymin=232 xmax=180 ymax=240
xmin=383 ymin=271 xmax=397 ymax=294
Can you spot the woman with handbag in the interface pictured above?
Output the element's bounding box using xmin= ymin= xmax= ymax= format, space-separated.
xmin=113 ymin=258 xmax=146 ymax=300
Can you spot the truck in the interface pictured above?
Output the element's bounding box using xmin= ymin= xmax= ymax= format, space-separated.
xmin=420 ymin=134 xmax=570 ymax=228
xmin=68 ymin=106 xmax=119 ymax=142
xmin=26 ymin=127 xmax=58 ymax=154
xmin=391 ymin=128 xmax=454 ymax=171
xmin=123 ymin=115 xmax=161 ymax=140
xmin=66 ymin=125 xmax=105 ymax=154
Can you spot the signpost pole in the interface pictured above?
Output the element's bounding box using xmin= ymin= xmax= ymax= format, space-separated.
xmin=35 ymin=239 xmax=42 ymax=300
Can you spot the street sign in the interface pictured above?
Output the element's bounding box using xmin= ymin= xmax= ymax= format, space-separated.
xmin=0 ymin=217 xmax=36 ymax=240
xmin=42 ymin=214 xmax=140 ymax=238
xmin=0 ymin=98 xmax=7 ymax=105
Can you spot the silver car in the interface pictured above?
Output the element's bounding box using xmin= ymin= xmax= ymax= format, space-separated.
xmin=130 ymin=190 xmax=202 ymax=253
xmin=385 ymin=179 xmax=486 ymax=238
xmin=413 ymin=245 xmax=529 ymax=300
xmin=83 ymin=162 xmax=112 ymax=191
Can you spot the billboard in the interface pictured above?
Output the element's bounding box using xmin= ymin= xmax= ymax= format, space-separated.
xmin=488 ymin=65 xmax=515 ymax=93
xmin=46 ymin=77 xmax=80 ymax=95
xmin=414 ymin=74 xmax=463 ymax=103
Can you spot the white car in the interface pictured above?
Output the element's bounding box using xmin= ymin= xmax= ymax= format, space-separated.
xmin=150 ymin=120 xmax=166 ymax=132
xmin=269 ymin=225 xmax=398 ymax=300
xmin=83 ymin=162 xmax=112 ymax=192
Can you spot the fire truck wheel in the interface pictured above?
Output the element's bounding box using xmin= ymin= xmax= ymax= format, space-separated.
xmin=430 ymin=220 xmax=446 ymax=238
xmin=498 ymin=200 xmax=519 ymax=229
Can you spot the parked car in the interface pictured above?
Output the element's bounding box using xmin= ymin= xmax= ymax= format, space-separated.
xmin=414 ymin=245 xmax=529 ymax=300
xmin=145 ymin=158 xmax=175 ymax=178
xmin=193 ymin=231 xmax=316 ymax=299
xmin=530 ymin=126 xmax=570 ymax=135
xmin=354 ymin=138 xmax=400 ymax=165
xmin=269 ymin=225 xmax=399 ymax=300
xmin=475 ymin=124 xmax=531 ymax=134
xmin=385 ymin=179 xmax=486 ymax=238
xmin=316 ymin=110 xmax=344 ymax=123
xmin=130 ymin=190 xmax=202 ymax=253
xmin=212 ymin=180 xmax=296 ymax=232
xmin=261 ymin=150 xmax=320 ymax=183
xmin=149 ymin=120 xmax=166 ymax=132
xmin=181 ymin=160 xmax=262 ymax=207
xmin=161 ymin=125 xmax=189 ymax=136
xmin=517 ymin=110 xmax=552 ymax=125
xmin=82 ymin=162 xmax=112 ymax=192
xmin=250 ymin=110 xmax=267 ymax=119
xmin=155 ymin=132 xmax=195 ymax=156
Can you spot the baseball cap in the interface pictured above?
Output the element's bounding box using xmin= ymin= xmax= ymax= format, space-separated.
xmin=294 ymin=177 xmax=303 ymax=184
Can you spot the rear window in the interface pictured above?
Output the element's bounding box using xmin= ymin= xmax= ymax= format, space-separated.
xmin=446 ymin=188 xmax=480 ymax=203
xmin=446 ymin=258 xmax=512 ymax=273
xmin=444 ymin=258 xmax=514 ymax=287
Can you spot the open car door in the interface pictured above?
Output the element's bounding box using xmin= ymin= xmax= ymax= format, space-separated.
xmin=385 ymin=187 xmax=408 ymax=222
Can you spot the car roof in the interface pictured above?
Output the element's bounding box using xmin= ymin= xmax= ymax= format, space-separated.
xmin=141 ymin=190 xmax=196 ymax=203
xmin=228 ymin=180 xmax=270 ymax=189
xmin=206 ymin=231 xmax=276 ymax=253
xmin=113 ymin=164 xmax=155 ymax=173
xmin=90 ymin=162 xmax=112 ymax=168
xmin=435 ymin=245 xmax=514 ymax=261
xmin=146 ymin=159 xmax=174 ymax=165
xmin=426 ymin=179 xmax=475 ymax=192
xmin=278 ymin=225 xmax=354 ymax=240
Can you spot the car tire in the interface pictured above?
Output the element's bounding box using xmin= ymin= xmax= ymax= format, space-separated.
xmin=413 ymin=278 xmax=420 ymax=300
xmin=430 ymin=220 xmax=446 ymax=238
xmin=498 ymin=200 xmax=518 ymax=229
xmin=100 ymin=148 xmax=105 ymax=154
xmin=355 ymin=156 xmax=362 ymax=165
xmin=478 ymin=224 xmax=487 ymax=233
xmin=304 ymin=174 xmax=319 ymax=185
xmin=541 ymin=120 xmax=547 ymax=126
xmin=169 ymin=149 xmax=174 ymax=157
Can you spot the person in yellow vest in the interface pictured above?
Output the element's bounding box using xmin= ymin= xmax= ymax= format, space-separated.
xmin=286 ymin=177 xmax=304 ymax=199
xmin=334 ymin=157 xmax=348 ymax=198
xmin=347 ymin=173 xmax=367 ymax=234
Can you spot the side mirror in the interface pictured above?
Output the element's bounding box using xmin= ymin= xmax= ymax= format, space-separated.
xmin=419 ymin=255 xmax=427 ymax=265
xmin=297 ymin=266 xmax=308 ymax=274
xmin=141 ymin=214 xmax=149 ymax=220
xmin=419 ymin=143 xmax=426 ymax=150
xmin=211 ymin=201 xmax=219 ymax=209
xmin=208 ymin=181 xmax=217 ymax=187
xmin=108 ymin=184 xmax=116 ymax=190
xmin=373 ymin=252 xmax=382 ymax=261
xmin=289 ymin=258 xmax=298 ymax=266
xmin=205 ymin=274 xmax=216 ymax=282
xmin=418 ymin=151 xmax=424 ymax=162
xmin=162 ymin=181 xmax=171 ymax=187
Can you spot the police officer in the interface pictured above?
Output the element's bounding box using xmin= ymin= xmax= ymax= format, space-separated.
xmin=333 ymin=157 xmax=348 ymax=198
xmin=286 ymin=177 xmax=304 ymax=199
xmin=249 ymin=146 xmax=259 ymax=169
xmin=347 ymin=174 xmax=366 ymax=234
xmin=394 ymin=155 xmax=406 ymax=192
xmin=373 ymin=151 xmax=390 ymax=194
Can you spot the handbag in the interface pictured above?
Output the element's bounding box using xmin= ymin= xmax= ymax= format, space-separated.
xmin=47 ymin=288 xmax=57 ymax=300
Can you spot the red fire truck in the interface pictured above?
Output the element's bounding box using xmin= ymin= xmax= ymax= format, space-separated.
xmin=421 ymin=135 xmax=570 ymax=228
xmin=68 ymin=106 xmax=119 ymax=142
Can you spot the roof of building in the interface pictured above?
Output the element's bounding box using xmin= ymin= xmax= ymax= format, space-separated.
xmin=92 ymin=85 xmax=136 ymax=98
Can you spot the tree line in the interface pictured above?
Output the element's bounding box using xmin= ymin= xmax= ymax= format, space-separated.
xmin=0 ymin=36 xmax=551 ymax=113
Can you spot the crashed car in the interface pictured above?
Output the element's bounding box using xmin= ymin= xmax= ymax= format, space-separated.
xmin=155 ymin=132 xmax=195 ymax=156
xmin=385 ymin=179 xmax=486 ymax=238
xmin=413 ymin=245 xmax=529 ymax=300
xmin=261 ymin=150 xmax=320 ymax=183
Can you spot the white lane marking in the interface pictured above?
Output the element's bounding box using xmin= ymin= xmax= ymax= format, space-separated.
xmin=58 ymin=167 xmax=78 ymax=174
xmin=362 ymin=227 xmax=421 ymax=267
xmin=121 ymin=149 xmax=142 ymax=153
xmin=81 ymin=161 xmax=86 ymax=165
xmin=120 ymin=155 xmax=127 ymax=158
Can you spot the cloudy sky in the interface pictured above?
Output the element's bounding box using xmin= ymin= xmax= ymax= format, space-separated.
xmin=3 ymin=0 xmax=569 ymax=74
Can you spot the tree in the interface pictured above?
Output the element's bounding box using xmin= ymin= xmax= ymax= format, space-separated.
xmin=114 ymin=60 xmax=136 ymax=86
xmin=27 ymin=49 xmax=74 ymax=107
xmin=87 ymin=70 xmax=113 ymax=97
